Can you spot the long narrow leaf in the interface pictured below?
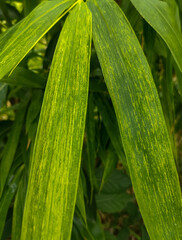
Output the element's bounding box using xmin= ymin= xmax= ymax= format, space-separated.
xmin=0 ymin=108 xmax=26 ymax=196
xmin=21 ymin=2 xmax=92 ymax=240
xmin=94 ymin=94 xmax=127 ymax=169
xmin=130 ymin=0 xmax=182 ymax=73
xmin=23 ymin=0 xmax=41 ymax=16
xmin=12 ymin=175 xmax=26 ymax=240
xmin=86 ymin=94 xmax=97 ymax=198
xmin=87 ymin=0 xmax=182 ymax=239
xmin=0 ymin=165 xmax=24 ymax=238
xmin=1 ymin=67 xmax=46 ymax=89
xmin=0 ymin=83 xmax=8 ymax=109
xmin=0 ymin=0 xmax=75 ymax=79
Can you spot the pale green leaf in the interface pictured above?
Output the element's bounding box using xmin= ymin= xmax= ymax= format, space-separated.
xmin=21 ymin=2 xmax=92 ymax=240
xmin=87 ymin=0 xmax=182 ymax=239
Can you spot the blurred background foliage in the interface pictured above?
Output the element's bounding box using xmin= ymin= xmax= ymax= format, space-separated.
xmin=0 ymin=0 xmax=182 ymax=239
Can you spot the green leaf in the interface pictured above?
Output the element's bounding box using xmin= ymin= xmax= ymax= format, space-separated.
xmin=0 ymin=0 xmax=75 ymax=80
xmin=87 ymin=0 xmax=182 ymax=239
xmin=26 ymin=89 xmax=43 ymax=139
xmin=21 ymin=2 xmax=92 ymax=240
xmin=0 ymin=108 xmax=26 ymax=197
xmin=141 ymin=226 xmax=150 ymax=240
xmin=86 ymin=93 xmax=97 ymax=197
xmin=99 ymin=144 xmax=118 ymax=190
xmin=1 ymin=67 xmax=46 ymax=89
xmin=73 ymin=216 xmax=94 ymax=240
xmin=130 ymin=0 xmax=182 ymax=73
xmin=76 ymin=176 xmax=87 ymax=224
xmin=0 ymin=165 xmax=24 ymax=239
xmin=12 ymin=175 xmax=26 ymax=240
xmin=105 ymin=231 xmax=116 ymax=240
xmin=87 ymin=216 xmax=105 ymax=240
xmin=101 ymin=170 xmax=131 ymax=194
xmin=94 ymin=94 xmax=127 ymax=169
xmin=96 ymin=192 xmax=131 ymax=214
xmin=161 ymin=51 xmax=177 ymax=163
xmin=23 ymin=0 xmax=41 ymax=16
xmin=0 ymin=83 xmax=8 ymax=109
xmin=117 ymin=228 xmax=130 ymax=240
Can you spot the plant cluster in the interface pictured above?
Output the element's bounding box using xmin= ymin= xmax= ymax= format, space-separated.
xmin=0 ymin=0 xmax=182 ymax=240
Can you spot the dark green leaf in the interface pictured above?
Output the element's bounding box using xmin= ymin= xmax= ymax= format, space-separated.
xmin=0 ymin=108 xmax=26 ymax=196
xmin=88 ymin=0 xmax=182 ymax=239
xmin=0 ymin=165 xmax=24 ymax=239
xmin=1 ymin=67 xmax=46 ymax=89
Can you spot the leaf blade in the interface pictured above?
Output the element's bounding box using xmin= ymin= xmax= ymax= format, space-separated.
xmin=130 ymin=0 xmax=182 ymax=72
xmin=87 ymin=0 xmax=182 ymax=239
xmin=21 ymin=3 xmax=92 ymax=240
xmin=0 ymin=0 xmax=75 ymax=80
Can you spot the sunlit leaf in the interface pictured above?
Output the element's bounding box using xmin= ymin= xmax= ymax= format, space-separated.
xmin=21 ymin=3 xmax=92 ymax=240
xmin=0 ymin=0 xmax=75 ymax=79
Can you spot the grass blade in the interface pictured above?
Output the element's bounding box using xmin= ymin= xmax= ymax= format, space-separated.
xmin=87 ymin=0 xmax=182 ymax=239
xmin=21 ymin=2 xmax=92 ymax=240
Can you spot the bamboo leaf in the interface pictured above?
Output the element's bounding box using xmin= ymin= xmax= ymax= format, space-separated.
xmin=1 ymin=67 xmax=46 ymax=89
xmin=0 ymin=165 xmax=24 ymax=239
xmin=0 ymin=108 xmax=26 ymax=197
xmin=12 ymin=175 xmax=26 ymax=240
xmin=23 ymin=0 xmax=41 ymax=16
xmin=130 ymin=0 xmax=182 ymax=73
xmin=76 ymin=176 xmax=87 ymax=225
xmin=99 ymin=144 xmax=118 ymax=190
xmin=21 ymin=2 xmax=92 ymax=240
xmin=94 ymin=94 xmax=127 ymax=169
xmin=0 ymin=83 xmax=8 ymax=109
xmin=87 ymin=0 xmax=182 ymax=239
xmin=86 ymin=93 xmax=97 ymax=197
xmin=0 ymin=0 xmax=75 ymax=80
